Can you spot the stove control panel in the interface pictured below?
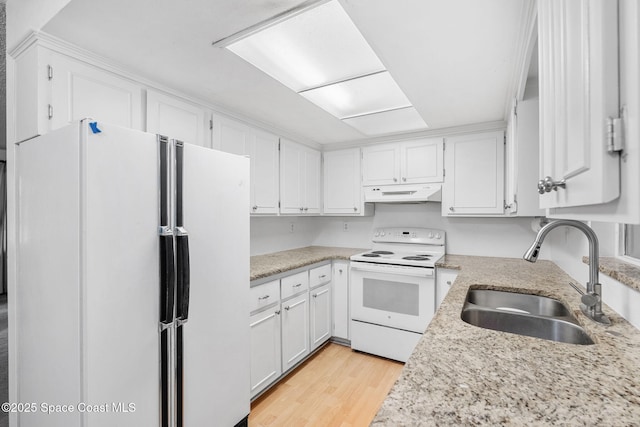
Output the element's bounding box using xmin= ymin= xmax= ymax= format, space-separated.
xmin=372 ymin=227 xmax=445 ymax=245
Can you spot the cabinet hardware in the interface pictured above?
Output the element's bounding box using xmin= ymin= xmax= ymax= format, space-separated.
xmin=299 ymin=207 xmax=304 ymax=212
xmin=402 ymin=177 xmax=406 ymax=182
xmin=275 ymin=310 xmax=281 ymax=315
xmin=319 ymin=275 xmax=326 ymax=279
xmin=339 ymin=269 xmax=343 ymax=274
xmin=209 ymin=119 xmax=213 ymax=130
xmin=353 ymin=207 xmax=357 ymax=212
xmin=446 ymin=281 xmax=452 ymax=286
xmin=47 ymin=65 xmax=53 ymax=81
xmin=293 ymin=283 xmax=302 ymax=288
xmin=449 ymin=207 xmax=455 ymax=212
xmin=47 ymin=104 xmax=53 ymax=119
xmin=284 ymin=306 xmax=290 ymax=311
xmin=537 ymin=176 xmax=566 ymax=194
xmin=606 ymin=115 xmax=624 ymax=153
xmin=258 ymin=295 xmax=270 ymax=300
xmin=312 ymin=294 xmax=317 ymax=298
xmin=303 ymin=207 xmax=308 ymax=212
xmin=393 ymin=178 xmax=398 ymax=182
xmin=252 ymin=206 xmax=258 ymax=211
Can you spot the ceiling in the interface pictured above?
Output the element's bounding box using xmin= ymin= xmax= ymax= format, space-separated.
xmin=42 ymin=0 xmax=529 ymax=145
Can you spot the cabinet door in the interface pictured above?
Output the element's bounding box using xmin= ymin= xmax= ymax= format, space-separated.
xmin=250 ymin=132 xmax=280 ymax=214
xmin=443 ymin=131 xmax=505 ymax=216
xmin=281 ymin=292 xmax=310 ymax=372
xmin=279 ymin=139 xmax=304 ymax=214
xmin=310 ymin=284 xmax=331 ymax=350
xmin=249 ymin=307 xmax=282 ymax=398
xmin=538 ymin=0 xmax=620 ymax=209
xmin=303 ymin=148 xmax=322 ymax=214
xmin=50 ymin=53 xmax=143 ymax=132
xmin=332 ymin=261 xmax=349 ymax=341
xmin=214 ymin=115 xmax=250 ymax=156
xmin=146 ymin=89 xmax=211 ymax=147
xmin=400 ymin=139 xmax=444 ymax=184
xmin=436 ymin=269 xmax=458 ymax=308
xmin=323 ymin=148 xmax=362 ymax=215
xmin=362 ymin=144 xmax=399 ymax=185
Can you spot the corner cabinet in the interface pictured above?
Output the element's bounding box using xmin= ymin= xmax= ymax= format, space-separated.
xmin=362 ymin=138 xmax=444 ymax=186
xmin=442 ymin=131 xmax=505 ymax=216
xmin=15 ymin=44 xmax=143 ymax=142
xmin=537 ymin=0 xmax=621 ymax=209
xmin=280 ymin=140 xmax=321 ymax=215
xmin=146 ymin=89 xmax=212 ymax=147
xmin=323 ymin=148 xmax=373 ymax=216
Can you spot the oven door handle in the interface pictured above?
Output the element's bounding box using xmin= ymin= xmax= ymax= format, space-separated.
xmin=350 ymin=262 xmax=434 ymax=277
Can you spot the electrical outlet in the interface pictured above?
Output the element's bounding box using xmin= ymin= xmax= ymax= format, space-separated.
xmin=343 ymin=222 xmax=349 ymax=232
xmin=289 ymin=222 xmax=295 ymax=233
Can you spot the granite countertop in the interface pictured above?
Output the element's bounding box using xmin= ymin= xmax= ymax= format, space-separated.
xmin=250 ymin=246 xmax=366 ymax=281
xmin=373 ymin=255 xmax=640 ymax=426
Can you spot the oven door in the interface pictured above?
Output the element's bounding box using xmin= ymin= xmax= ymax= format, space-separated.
xmin=350 ymin=261 xmax=435 ymax=333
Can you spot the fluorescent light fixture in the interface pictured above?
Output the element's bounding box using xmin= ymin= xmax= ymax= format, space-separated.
xmin=300 ymin=71 xmax=412 ymax=119
xmin=343 ymin=107 xmax=428 ymax=136
xmin=224 ymin=0 xmax=428 ymax=136
xmin=227 ymin=0 xmax=384 ymax=92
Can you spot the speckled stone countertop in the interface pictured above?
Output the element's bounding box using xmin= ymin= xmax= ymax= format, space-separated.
xmin=583 ymin=256 xmax=640 ymax=292
xmin=250 ymin=246 xmax=366 ymax=281
xmin=373 ymin=255 xmax=640 ymax=426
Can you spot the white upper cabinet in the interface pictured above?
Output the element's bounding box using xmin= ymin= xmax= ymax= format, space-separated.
xmin=280 ymin=139 xmax=321 ymax=215
xmin=146 ymin=89 xmax=211 ymax=147
xmin=362 ymin=139 xmax=443 ymax=186
xmin=538 ymin=0 xmax=621 ymax=209
xmin=442 ymin=131 xmax=505 ymax=216
xmin=250 ymin=131 xmax=280 ymax=215
xmin=323 ymin=148 xmax=373 ymax=216
xmin=213 ymin=114 xmax=279 ymax=215
xmin=15 ymin=45 xmax=143 ymax=142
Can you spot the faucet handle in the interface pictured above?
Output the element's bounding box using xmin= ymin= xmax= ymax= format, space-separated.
xmin=581 ymin=293 xmax=599 ymax=308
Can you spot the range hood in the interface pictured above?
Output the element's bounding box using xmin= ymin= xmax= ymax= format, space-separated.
xmin=363 ymin=184 xmax=442 ymax=203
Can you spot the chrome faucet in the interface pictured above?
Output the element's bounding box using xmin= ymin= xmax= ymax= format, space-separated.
xmin=523 ymin=219 xmax=610 ymax=325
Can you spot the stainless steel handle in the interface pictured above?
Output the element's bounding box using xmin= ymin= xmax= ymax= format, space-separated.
xmin=48 ymin=104 xmax=53 ymax=119
xmin=538 ymin=176 xmax=566 ymax=194
xmin=319 ymin=275 xmax=326 ymax=279
xmin=258 ymin=295 xmax=270 ymax=301
xmin=402 ymin=177 xmax=406 ymax=182
xmin=293 ymin=283 xmax=302 ymax=288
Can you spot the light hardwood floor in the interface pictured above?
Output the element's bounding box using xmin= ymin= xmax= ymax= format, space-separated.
xmin=249 ymin=343 xmax=404 ymax=427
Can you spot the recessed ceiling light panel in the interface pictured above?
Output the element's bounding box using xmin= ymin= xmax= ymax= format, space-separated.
xmin=227 ymin=0 xmax=385 ymax=92
xmin=343 ymin=107 xmax=428 ymax=136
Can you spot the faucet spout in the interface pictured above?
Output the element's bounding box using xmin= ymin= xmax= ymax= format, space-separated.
xmin=523 ymin=219 xmax=610 ymax=325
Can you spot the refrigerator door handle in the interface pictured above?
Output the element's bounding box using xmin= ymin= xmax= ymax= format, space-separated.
xmin=159 ymin=226 xmax=176 ymax=329
xmin=175 ymin=226 xmax=190 ymax=324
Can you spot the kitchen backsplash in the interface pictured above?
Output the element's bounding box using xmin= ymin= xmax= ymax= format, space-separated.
xmin=251 ymin=203 xmax=538 ymax=258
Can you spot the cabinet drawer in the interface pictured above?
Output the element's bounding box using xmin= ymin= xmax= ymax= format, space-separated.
xmin=309 ymin=264 xmax=332 ymax=288
xmin=249 ymin=279 xmax=280 ymax=314
xmin=281 ymin=271 xmax=309 ymax=300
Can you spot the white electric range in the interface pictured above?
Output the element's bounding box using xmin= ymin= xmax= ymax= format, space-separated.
xmin=349 ymin=227 xmax=445 ymax=362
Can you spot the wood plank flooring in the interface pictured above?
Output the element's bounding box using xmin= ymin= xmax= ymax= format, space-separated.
xmin=249 ymin=343 xmax=404 ymax=427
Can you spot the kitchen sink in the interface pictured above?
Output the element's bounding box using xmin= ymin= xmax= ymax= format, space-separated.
xmin=461 ymin=289 xmax=594 ymax=345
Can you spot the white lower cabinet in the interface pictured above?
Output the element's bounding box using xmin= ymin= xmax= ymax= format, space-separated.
xmin=310 ymin=284 xmax=332 ymax=351
xmin=249 ymin=306 xmax=282 ymax=398
xmin=281 ymin=291 xmax=310 ymax=372
xmin=436 ymin=268 xmax=459 ymax=308
xmin=332 ymin=261 xmax=349 ymax=341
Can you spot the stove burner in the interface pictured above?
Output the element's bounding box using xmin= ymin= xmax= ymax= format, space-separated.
xmin=402 ymin=255 xmax=432 ymax=261
xmin=362 ymin=253 xmax=381 ymax=257
xmin=372 ymin=251 xmax=394 ymax=255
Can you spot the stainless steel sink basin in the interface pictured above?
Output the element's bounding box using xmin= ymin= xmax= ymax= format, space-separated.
xmin=461 ymin=289 xmax=594 ymax=345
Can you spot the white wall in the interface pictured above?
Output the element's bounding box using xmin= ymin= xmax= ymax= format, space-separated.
xmin=6 ymin=0 xmax=71 ymax=50
xmin=251 ymin=203 xmax=539 ymax=258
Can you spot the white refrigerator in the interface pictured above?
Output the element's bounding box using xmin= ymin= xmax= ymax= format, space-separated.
xmin=13 ymin=119 xmax=250 ymax=427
